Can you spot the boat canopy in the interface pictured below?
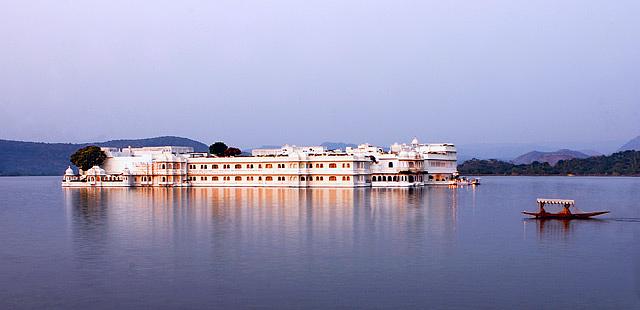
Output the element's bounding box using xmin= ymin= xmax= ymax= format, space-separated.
xmin=536 ymin=198 xmax=575 ymax=205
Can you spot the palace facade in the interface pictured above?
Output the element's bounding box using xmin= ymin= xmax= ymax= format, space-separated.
xmin=62 ymin=138 xmax=458 ymax=188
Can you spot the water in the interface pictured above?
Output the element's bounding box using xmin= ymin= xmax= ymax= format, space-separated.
xmin=1 ymin=176 xmax=638 ymax=309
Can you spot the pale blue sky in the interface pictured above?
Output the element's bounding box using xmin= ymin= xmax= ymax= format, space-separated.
xmin=1 ymin=1 xmax=638 ymax=149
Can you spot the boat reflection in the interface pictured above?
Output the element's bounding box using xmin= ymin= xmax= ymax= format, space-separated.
xmin=523 ymin=218 xmax=608 ymax=240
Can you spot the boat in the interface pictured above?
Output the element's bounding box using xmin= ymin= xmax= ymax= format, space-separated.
xmin=522 ymin=198 xmax=609 ymax=219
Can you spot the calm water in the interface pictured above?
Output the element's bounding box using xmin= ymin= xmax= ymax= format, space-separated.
xmin=0 ymin=176 xmax=638 ymax=309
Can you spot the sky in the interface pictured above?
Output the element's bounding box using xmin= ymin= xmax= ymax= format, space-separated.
xmin=1 ymin=1 xmax=639 ymax=149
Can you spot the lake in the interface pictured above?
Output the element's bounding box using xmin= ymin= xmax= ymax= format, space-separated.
xmin=1 ymin=176 xmax=638 ymax=309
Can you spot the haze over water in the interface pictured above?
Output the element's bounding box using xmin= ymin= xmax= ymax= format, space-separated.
xmin=1 ymin=176 xmax=639 ymax=309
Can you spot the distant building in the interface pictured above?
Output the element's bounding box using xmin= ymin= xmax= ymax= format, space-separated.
xmin=62 ymin=138 xmax=458 ymax=188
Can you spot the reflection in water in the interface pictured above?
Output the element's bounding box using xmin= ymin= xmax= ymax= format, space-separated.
xmin=523 ymin=218 xmax=609 ymax=240
xmin=527 ymin=219 xmax=573 ymax=239
xmin=63 ymin=187 xmax=460 ymax=262
xmin=6 ymin=177 xmax=640 ymax=309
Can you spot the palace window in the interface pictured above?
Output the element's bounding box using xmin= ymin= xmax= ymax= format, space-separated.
xmin=329 ymin=176 xmax=337 ymax=181
xmin=388 ymin=162 xmax=393 ymax=168
xmin=212 ymin=176 xmax=219 ymax=181
xmin=265 ymin=164 xmax=273 ymax=168
xmin=161 ymin=164 xmax=165 ymax=169
xmin=212 ymin=164 xmax=218 ymax=169
xmin=266 ymin=176 xmax=273 ymax=181
xmin=329 ymin=163 xmax=337 ymax=168
xmin=301 ymin=176 xmax=306 ymax=181
xmin=235 ymin=164 xmax=242 ymax=169
xmin=235 ymin=176 xmax=242 ymax=181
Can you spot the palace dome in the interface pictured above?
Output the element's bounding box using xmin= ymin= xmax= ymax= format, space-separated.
xmin=65 ymin=166 xmax=74 ymax=175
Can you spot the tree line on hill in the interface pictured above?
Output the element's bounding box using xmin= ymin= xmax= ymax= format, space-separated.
xmin=458 ymin=150 xmax=640 ymax=176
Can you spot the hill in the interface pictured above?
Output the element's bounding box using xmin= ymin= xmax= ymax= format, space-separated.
xmin=618 ymin=136 xmax=640 ymax=151
xmin=321 ymin=142 xmax=358 ymax=150
xmin=458 ymin=150 xmax=640 ymax=176
xmin=0 ymin=136 xmax=208 ymax=176
xmin=511 ymin=149 xmax=590 ymax=166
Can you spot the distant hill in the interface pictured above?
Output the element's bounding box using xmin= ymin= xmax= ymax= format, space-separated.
xmin=458 ymin=150 xmax=640 ymax=176
xmin=511 ymin=149 xmax=591 ymax=166
xmin=321 ymin=142 xmax=358 ymax=150
xmin=0 ymin=136 xmax=208 ymax=176
xmin=618 ymin=136 xmax=640 ymax=151
xmin=578 ymin=149 xmax=603 ymax=157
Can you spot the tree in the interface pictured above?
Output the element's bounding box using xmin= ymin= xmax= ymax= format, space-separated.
xmin=209 ymin=142 xmax=228 ymax=156
xmin=224 ymin=147 xmax=242 ymax=157
xmin=70 ymin=146 xmax=107 ymax=171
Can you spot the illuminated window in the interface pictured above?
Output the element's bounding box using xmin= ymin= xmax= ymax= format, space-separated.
xmin=329 ymin=176 xmax=337 ymax=181
xmin=329 ymin=163 xmax=337 ymax=168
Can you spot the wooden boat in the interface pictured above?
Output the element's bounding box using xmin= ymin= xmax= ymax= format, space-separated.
xmin=522 ymin=198 xmax=609 ymax=219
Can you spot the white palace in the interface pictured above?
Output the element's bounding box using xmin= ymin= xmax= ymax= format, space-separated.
xmin=62 ymin=138 xmax=459 ymax=188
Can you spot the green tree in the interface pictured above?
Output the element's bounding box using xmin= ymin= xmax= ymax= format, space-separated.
xmin=209 ymin=142 xmax=228 ymax=156
xmin=224 ymin=147 xmax=242 ymax=157
xmin=70 ymin=146 xmax=107 ymax=171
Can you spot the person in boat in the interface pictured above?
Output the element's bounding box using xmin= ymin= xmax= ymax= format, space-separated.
xmin=538 ymin=203 xmax=548 ymax=217
xmin=559 ymin=204 xmax=572 ymax=216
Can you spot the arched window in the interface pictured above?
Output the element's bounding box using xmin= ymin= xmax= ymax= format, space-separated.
xmin=329 ymin=176 xmax=337 ymax=181
xmin=235 ymin=164 xmax=242 ymax=169
xmin=213 ymin=164 xmax=218 ymax=169
xmin=372 ymin=176 xmax=377 ymax=182
xmin=235 ymin=176 xmax=242 ymax=181
xmin=388 ymin=162 xmax=393 ymax=168
xmin=301 ymin=177 xmax=306 ymax=181
xmin=161 ymin=164 xmax=166 ymax=169
xmin=329 ymin=163 xmax=337 ymax=168
xmin=266 ymin=176 xmax=273 ymax=181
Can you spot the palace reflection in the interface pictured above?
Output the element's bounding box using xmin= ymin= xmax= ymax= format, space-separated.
xmin=63 ymin=187 xmax=461 ymax=260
